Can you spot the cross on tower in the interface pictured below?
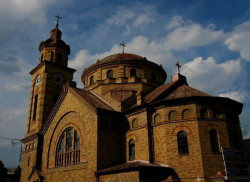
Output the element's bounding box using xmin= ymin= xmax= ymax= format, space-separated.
xmin=55 ymin=14 xmax=62 ymax=26
xmin=120 ymin=41 xmax=126 ymax=53
xmin=176 ymin=61 xmax=181 ymax=74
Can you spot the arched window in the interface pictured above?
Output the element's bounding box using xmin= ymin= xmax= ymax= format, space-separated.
xmin=130 ymin=69 xmax=136 ymax=77
xmin=210 ymin=129 xmax=220 ymax=153
xmin=132 ymin=118 xmax=138 ymax=128
xmin=151 ymin=72 xmax=156 ymax=81
xmin=107 ymin=70 xmax=113 ymax=78
xmin=154 ymin=114 xmax=161 ymax=124
xmin=213 ymin=109 xmax=223 ymax=119
xmin=200 ymin=108 xmax=208 ymax=118
xmin=90 ymin=76 xmax=94 ymax=84
xmin=40 ymin=54 xmax=44 ymax=62
xmin=33 ymin=94 xmax=38 ymax=121
xmin=55 ymin=128 xmax=80 ymax=167
xmin=53 ymin=93 xmax=59 ymax=106
xmin=169 ymin=110 xmax=177 ymax=121
xmin=129 ymin=139 xmax=135 ymax=160
xmin=182 ymin=109 xmax=191 ymax=119
xmin=177 ymin=131 xmax=189 ymax=154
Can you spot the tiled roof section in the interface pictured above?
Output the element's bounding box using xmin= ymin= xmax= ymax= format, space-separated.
xmin=97 ymin=160 xmax=171 ymax=174
xmin=145 ymin=81 xmax=177 ymax=103
xmin=165 ymin=84 xmax=210 ymax=100
xmin=99 ymin=53 xmax=145 ymax=63
xmin=145 ymin=76 xmax=211 ymax=103
xmin=71 ymin=88 xmax=115 ymax=111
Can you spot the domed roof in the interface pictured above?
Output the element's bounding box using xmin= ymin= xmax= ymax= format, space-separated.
xmin=99 ymin=53 xmax=145 ymax=63
xmin=82 ymin=52 xmax=167 ymax=84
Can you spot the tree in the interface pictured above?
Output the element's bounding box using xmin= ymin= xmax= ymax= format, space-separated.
xmin=0 ymin=160 xmax=8 ymax=181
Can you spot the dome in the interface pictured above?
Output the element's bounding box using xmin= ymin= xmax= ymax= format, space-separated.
xmin=82 ymin=52 xmax=167 ymax=89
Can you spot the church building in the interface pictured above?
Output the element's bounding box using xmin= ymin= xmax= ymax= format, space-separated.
xmin=20 ymin=22 xmax=246 ymax=182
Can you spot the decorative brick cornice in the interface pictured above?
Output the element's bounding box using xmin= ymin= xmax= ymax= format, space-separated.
xmin=22 ymin=133 xmax=38 ymax=143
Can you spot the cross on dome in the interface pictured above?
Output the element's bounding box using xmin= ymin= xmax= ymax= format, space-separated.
xmin=120 ymin=41 xmax=126 ymax=53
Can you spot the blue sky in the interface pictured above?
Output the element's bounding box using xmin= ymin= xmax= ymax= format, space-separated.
xmin=1 ymin=0 xmax=250 ymax=168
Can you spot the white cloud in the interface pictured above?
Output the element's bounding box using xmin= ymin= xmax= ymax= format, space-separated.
xmin=164 ymin=23 xmax=226 ymax=51
xmin=219 ymin=91 xmax=248 ymax=103
xmin=182 ymin=57 xmax=241 ymax=94
xmin=166 ymin=16 xmax=184 ymax=30
xmin=0 ymin=0 xmax=56 ymax=23
xmin=225 ymin=21 xmax=250 ymax=61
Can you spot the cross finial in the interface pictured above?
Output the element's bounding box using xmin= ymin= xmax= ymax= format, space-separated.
xmin=55 ymin=14 xmax=62 ymax=28
xmin=120 ymin=41 xmax=126 ymax=53
xmin=176 ymin=61 xmax=181 ymax=74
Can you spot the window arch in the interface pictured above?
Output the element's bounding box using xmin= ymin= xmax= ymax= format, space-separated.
xmin=200 ymin=108 xmax=208 ymax=118
xmin=55 ymin=128 xmax=80 ymax=167
xmin=107 ymin=70 xmax=113 ymax=78
xmin=129 ymin=139 xmax=135 ymax=160
xmin=130 ymin=69 xmax=136 ymax=77
xmin=90 ymin=76 xmax=94 ymax=84
xmin=182 ymin=109 xmax=191 ymax=119
xmin=154 ymin=114 xmax=161 ymax=124
xmin=33 ymin=94 xmax=38 ymax=121
xmin=210 ymin=129 xmax=220 ymax=153
xmin=177 ymin=131 xmax=189 ymax=154
xmin=132 ymin=118 xmax=138 ymax=128
xmin=169 ymin=110 xmax=177 ymax=121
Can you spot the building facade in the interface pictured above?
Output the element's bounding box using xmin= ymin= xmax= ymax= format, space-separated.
xmin=21 ymin=24 xmax=245 ymax=182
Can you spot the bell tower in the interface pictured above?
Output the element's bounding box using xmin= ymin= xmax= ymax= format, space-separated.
xmin=26 ymin=20 xmax=75 ymax=136
xmin=21 ymin=19 xmax=75 ymax=182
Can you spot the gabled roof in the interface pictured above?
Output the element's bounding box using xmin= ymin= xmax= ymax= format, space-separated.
xmin=71 ymin=88 xmax=115 ymax=111
xmin=145 ymin=74 xmax=211 ymax=104
xmin=40 ymin=82 xmax=115 ymax=135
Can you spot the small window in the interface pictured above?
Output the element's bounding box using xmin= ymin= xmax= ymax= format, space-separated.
xmin=151 ymin=72 xmax=156 ymax=81
xmin=33 ymin=94 xmax=38 ymax=121
xmin=210 ymin=129 xmax=220 ymax=153
xmin=177 ymin=131 xmax=189 ymax=154
xmin=182 ymin=109 xmax=191 ymax=119
xmin=27 ymin=156 xmax=30 ymax=166
xmin=107 ymin=70 xmax=113 ymax=78
xmin=132 ymin=118 xmax=138 ymax=128
xmin=130 ymin=69 xmax=136 ymax=77
xmin=129 ymin=139 xmax=135 ymax=160
xmin=154 ymin=114 xmax=161 ymax=124
xmin=26 ymin=145 xmax=29 ymax=151
xmin=33 ymin=142 xmax=36 ymax=149
xmin=40 ymin=54 xmax=44 ymax=62
xmin=200 ymin=108 xmax=208 ymax=118
xmin=169 ymin=110 xmax=177 ymax=121
xmin=90 ymin=76 xmax=94 ymax=84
